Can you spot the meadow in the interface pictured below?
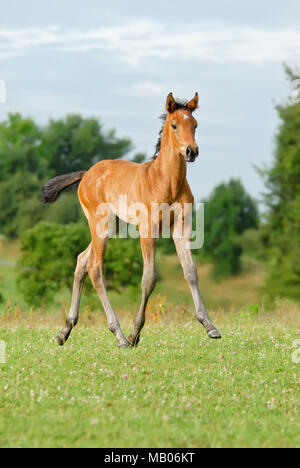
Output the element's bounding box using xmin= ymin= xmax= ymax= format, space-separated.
xmin=0 ymin=309 xmax=300 ymax=448
xmin=0 ymin=239 xmax=299 ymax=448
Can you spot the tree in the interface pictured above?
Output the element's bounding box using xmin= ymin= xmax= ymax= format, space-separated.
xmin=0 ymin=172 xmax=44 ymax=238
xmin=0 ymin=114 xmax=46 ymax=238
xmin=40 ymin=114 xmax=133 ymax=175
xmin=131 ymin=152 xmax=147 ymax=164
xmin=17 ymin=222 xmax=143 ymax=306
xmin=0 ymin=113 xmax=144 ymax=238
xmin=202 ymin=179 xmax=258 ymax=277
xmin=260 ymin=66 xmax=300 ymax=301
xmin=0 ymin=113 xmax=45 ymax=181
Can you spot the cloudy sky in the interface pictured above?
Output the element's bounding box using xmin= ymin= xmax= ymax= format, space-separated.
xmin=1 ymin=0 xmax=300 ymax=203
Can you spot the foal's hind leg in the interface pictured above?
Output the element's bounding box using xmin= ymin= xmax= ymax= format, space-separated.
xmin=57 ymin=244 xmax=91 ymax=345
xmin=128 ymin=238 xmax=157 ymax=347
xmin=87 ymin=238 xmax=130 ymax=348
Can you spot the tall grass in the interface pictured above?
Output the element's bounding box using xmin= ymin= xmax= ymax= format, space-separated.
xmin=1 ymin=294 xmax=299 ymax=331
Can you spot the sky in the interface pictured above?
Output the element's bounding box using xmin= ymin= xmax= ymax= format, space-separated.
xmin=0 ymin=0 xmax=300 ymax=204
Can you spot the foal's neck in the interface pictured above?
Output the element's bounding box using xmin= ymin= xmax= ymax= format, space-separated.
xmin=154 ymin=122 xmax=187 ymax=200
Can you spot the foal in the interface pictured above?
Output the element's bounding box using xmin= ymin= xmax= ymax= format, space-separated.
xmin=42 ymin=92 xmax=221 ymax=347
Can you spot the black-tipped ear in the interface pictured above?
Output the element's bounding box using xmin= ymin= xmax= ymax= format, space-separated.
xmin=166 ymin=92 xmax=177 ymax=113
xmin=187 ymin=92 xmax=199 ymax=112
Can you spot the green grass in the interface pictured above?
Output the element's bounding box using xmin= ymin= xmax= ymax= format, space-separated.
xmin=0 ymin=238 xmax=299 ymax=447
xmin=0 ymin=313 xmax=299 ymax=448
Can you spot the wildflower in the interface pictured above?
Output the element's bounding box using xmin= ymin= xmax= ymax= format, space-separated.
xmin=90 ymin=418 xmax=99 ymax=426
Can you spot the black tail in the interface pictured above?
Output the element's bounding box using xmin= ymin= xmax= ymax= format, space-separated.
xmin=41 ymin=171 xmax=86 ymax=204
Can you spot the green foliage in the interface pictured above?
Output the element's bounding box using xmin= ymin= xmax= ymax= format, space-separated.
xmin=0 ymin=114 xmax=46 ymax=237
xmin=43 ymin=193 xmax=84 ymax=225
xmin=17 ymin=222 xmax=90 ymax=306
xmin=260 ymin=66 xmax=300 ymax=301
xmin=236 ymin=303 xmax=260 ymax=320
xmin=157 ymin=236 xmax=176 ymax=255
xmin=0 ymin=113 xmax=138 ymax=238
xmin=202 ymin=179 xmax=258 ymax=277
xmin=105 ymin=237 xmax=143 ymax=291
xmin=236 ymin=228 xmax=268 ymax=262
xmin=0 ymin=113 xmax=45 ymax=181
xmin=0 ymin=172 xmax=44 ymax=238
xmin=17 ymin=222 xmax=143 ymax=306
xmin=40 ymin=115 xmax=132 ymax=175
xmin=130 ymin=152 xmax=147 ymax=163
xmin=0 ymin=114 xmax=47 ymax=237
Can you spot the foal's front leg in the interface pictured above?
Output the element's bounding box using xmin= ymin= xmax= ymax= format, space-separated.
xmin=173 ymin=234 xmax=221 ymax=339
xmin=128 ymin=238 xmax=157 ymax=346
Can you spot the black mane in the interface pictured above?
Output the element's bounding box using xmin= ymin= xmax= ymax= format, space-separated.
xmin=152 ymin=98 xmax=190 ymax=160
xmin=152 ymin=113 xmax=167 ymax=160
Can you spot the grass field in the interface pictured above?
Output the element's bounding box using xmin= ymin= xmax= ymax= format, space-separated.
xmin=0 ymin=306 xmax=300 ymax=448
xmin=0 ymin=238 xmax=299 ymax=448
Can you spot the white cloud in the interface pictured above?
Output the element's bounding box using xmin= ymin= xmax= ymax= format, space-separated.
xmin=0 ymin=19 xmax=300 ymax=66
xmin=117 ymin=81 xmax=164 ymax=98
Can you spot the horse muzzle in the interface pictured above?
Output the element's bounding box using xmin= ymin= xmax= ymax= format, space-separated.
xmin=185 ymin=145 xmax=199 ymax=163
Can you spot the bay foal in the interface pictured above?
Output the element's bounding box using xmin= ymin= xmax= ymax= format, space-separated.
xmin=42 ymin=92 xmax=221 ymax=347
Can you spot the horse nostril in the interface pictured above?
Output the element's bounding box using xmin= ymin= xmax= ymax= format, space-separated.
xmin=186 ymin=146 xmax=192 ymax=157
xmin=195 ymin=146 xmax=199 ymax=157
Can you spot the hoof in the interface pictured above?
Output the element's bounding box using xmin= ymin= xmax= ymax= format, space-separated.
xmin=208 ymin=329 xmax=222 ymax=339
xmin=128 ymin=334 xmax=140 ymax=347
xmin=56 ymin=334 xmax=65 ymax=346
xmin=118 ymin=342 xmax=130 ymax=349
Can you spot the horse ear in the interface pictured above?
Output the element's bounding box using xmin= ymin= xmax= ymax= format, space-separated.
xmin=187 ymin=92 xmax=199 ymax=112
xmin=166 ymin=92 xmax=177 ymax=113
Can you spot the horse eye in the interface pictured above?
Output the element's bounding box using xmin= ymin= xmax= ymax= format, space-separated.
xmin=171 ymin=123 xmax=177 ymax=130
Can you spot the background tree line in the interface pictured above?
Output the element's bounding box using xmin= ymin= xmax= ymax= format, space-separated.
xmin=0 ymin=113 xmax=146 ymax=305
xmin=0 ymin=113 xmax=143 ymax=237
xmin=0 ymin=66 xmax=299 ymax=307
